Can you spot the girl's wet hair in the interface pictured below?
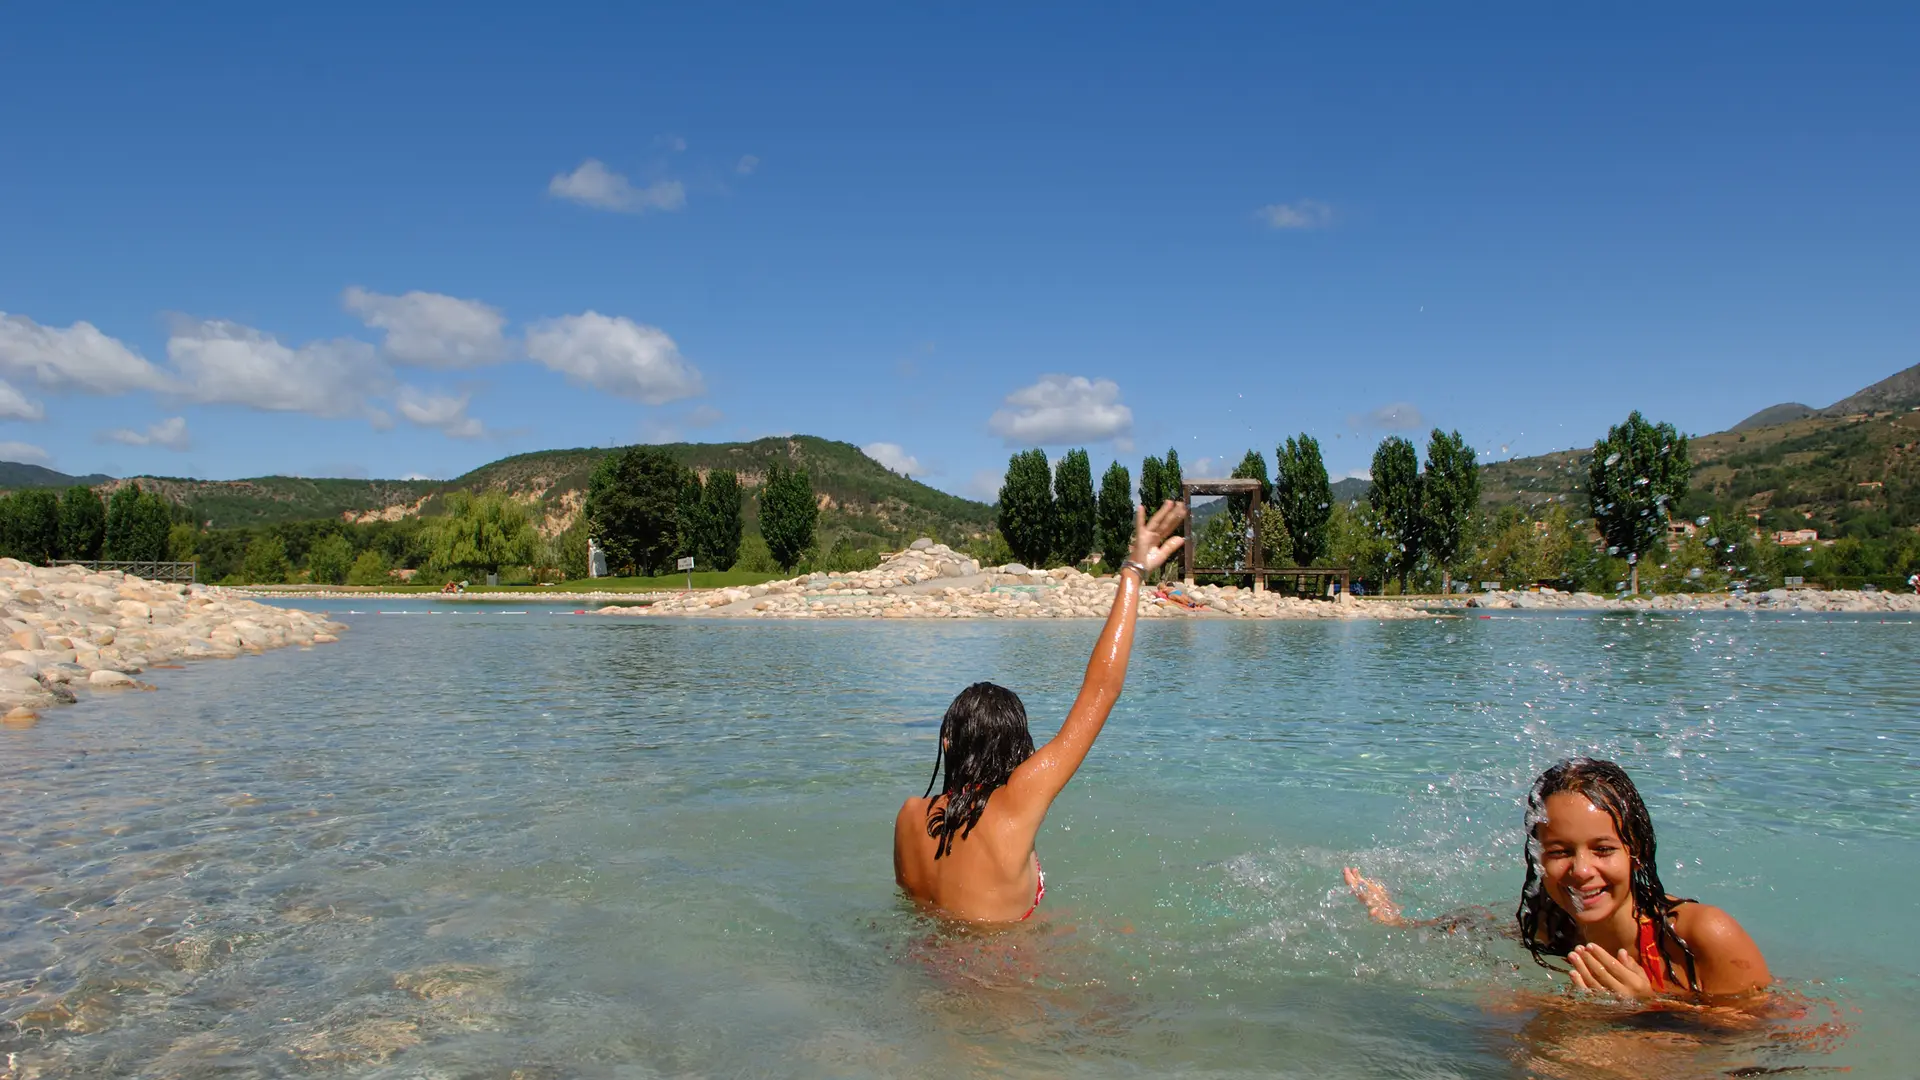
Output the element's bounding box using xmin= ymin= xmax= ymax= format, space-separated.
xmin=1516 ymin=757 xmax=1697 ymax=990
xmin=922 ymin=682 xmax=1035 ymax=859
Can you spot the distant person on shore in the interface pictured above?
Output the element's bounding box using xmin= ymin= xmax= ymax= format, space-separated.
xmin=1343 ymin=757 xmax=1771 ymax=1002
xmin=893 ymin=500 xmax=1187 ymax=923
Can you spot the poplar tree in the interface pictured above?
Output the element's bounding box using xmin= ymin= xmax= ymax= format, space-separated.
xmin=1052 ymin=448 xmax=1096 ymax=566
xmin=701 ymin=469 xmax=744 ymax=571
xmin=996 ymin=449 xmax=1055 ymax=566
xmin=1139 ymin=454 xmax=1166 ymax=510
xmin=1097 ymin=461 xmax=1134 ymax=570
xmin=1275 ymin=435 xmax=1333 ymax=566
xmin=1588 ymin=411 xmax=1690 ymax=594
xmin=759 ymin=461 xmax=819 ymax=571
xmin=59 ymin=486 xmax=106 ymax=561
xmin=1421 ymin=429 xmax=1481 ymax=594
xmin=1369 ymin=436 xmax=1423 ymax=592
xmin=584 ymin=446 xmax=687 ymax=576
xmin=103 ymin=482 xmax=143 ymax=560
xmin=12 ymin=489 xmax=61 ymax=564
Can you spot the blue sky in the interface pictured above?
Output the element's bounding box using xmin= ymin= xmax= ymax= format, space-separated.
xmin=1 ymin=5 xmax=1915 ymax=498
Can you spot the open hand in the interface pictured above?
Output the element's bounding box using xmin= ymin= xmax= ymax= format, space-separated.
xmin=1567 ymin=942 xmax=1657 ymax=1001
xmin=1343 ymin=866 xmax=1409 ymax=927
xmin=1130 ymin=500 xmax=1188 ymax=573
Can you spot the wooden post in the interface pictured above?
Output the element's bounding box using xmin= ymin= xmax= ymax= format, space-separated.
xmin=1181 ymin=482 xmax=1194 ymax=585
xmin=1250 ymin=485 xmax=1265 ymax=594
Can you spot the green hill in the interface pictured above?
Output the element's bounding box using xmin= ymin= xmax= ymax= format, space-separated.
xmin=0 ymin=462 xmax=113 ymax=489
xmin=442 ymin=436 xmax=996 ymax=548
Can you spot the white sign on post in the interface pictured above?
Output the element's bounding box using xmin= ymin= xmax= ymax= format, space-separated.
xmin=677 ymin=555 xmax=695 ymax=589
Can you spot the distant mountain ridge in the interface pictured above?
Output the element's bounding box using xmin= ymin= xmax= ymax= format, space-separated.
xmin=0 ymin=462 xmax=114 ymax=489
xmin=1734 ymin=360 xmax=1920 ymax=430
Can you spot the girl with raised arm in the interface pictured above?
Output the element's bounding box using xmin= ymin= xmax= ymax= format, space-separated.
xmin=1344 ymin=758 xmax=1771 ymax=1002
xmin=892 ymin=501 xmax=1187 ymax=923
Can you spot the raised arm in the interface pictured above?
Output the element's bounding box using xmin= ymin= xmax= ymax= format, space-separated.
xmin=1003 ymin=500 xmax=1186 ymax=817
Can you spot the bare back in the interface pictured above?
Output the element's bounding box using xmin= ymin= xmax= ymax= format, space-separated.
xmin=893 ymin=790 xmax=1043 ymax=922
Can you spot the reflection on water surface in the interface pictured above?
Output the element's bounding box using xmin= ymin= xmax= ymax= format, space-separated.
xmin=1 ymin=606 xmax=1912 ymax=1077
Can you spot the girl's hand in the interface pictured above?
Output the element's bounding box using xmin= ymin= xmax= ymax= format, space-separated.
xmin=1130 ymin=501 xmax=1188 ymax=572
xmin=1567 ymin=942 xmax=1657 ymax=1000
xmin=1342 ymin=867 xmax=1409 ymax=927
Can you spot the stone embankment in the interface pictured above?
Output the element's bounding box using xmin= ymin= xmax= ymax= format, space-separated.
xmin=598 ymin=540 xmax=1432 ymax=621
xmin=0 ymin=559 xmax=344 ymax=725
xmin=1447 ymin=587 xmax=1920 ymax=614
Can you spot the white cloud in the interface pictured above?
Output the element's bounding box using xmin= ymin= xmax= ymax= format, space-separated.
xmin=342 ymin=287 xmax=508 ymax=368
xmin=102 ymin=415 xmax=191 ymax=450
xmin=1186 ymin=455 xmax=1230 ymax=479
xmin=167 ymin=318 xmax=384 ymax=417
xmin=736 ymin=154 xmax=760 ymax=175
xmin=987 ymin=374 xmax=1134 ymax=446
xmin=0 ymin=440 xmax=50 ymax=464
xmin=0 ymin=312 xmax=173 ymax=394
xmin=0 ymin=378 xmax=44 ymax=421
xmin=548 ymin=159 xmax=686 ymax=214
xmin=863 ymin=442 xmax=924 ymax=475
xmin=395 ymin=387 xmax=485 ymax=439
xmin=1257 ymin=199 xmax=1335 ymax=230
xmin=523 ymin=312 xmax=704 ymax=403
xmin=1347 ymin=402 xmax=1424 ymax=431
xmin=963 ymin=468 xmax=1005 ymax=502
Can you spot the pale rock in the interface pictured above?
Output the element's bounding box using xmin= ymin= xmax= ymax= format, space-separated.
xmin=89 ymin=669 xmax=137 ymax=688
xmin=10 ymin=628 xmax=43 ymax=650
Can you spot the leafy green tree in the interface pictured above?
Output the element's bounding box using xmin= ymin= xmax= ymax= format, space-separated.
xmin=1162 ymin=448 xmax=1184 ymax=505
xmin=1052 ymin=448 xmax=1096 ymax=565
xmin=584 ymin=446 xmax=688 ymax=576
xmin=759 ymin=460 xmax=819 ymax=571
xmin=423 ymin=491 xmax=539 ymax=579
xmin=1327 ymin=500 xmax=1391 ymax=591
xmin=241 ymin=534 xmax=292 ymax=584
xmin=1229 ymin=449 xmax=1271 ymax=522
xmin=346 ymin=549 xmax=392 ymax=586
xmin=0 ymin=494 xmax=17 ymax=560
xmin=11 ymin=489 xmax=60 ymax=564
xmin=1097 ymin=461 xmax=1134 ymax=569
xmin=1587 ymin=411 xmax=1689 ymax=594
xmin=996 ymin=449 xmax=1055 ymax=566
xmin=1369 ymin=436 xmax=1423 ymax=591
xmin=1192 ymin=509 xmax=1241 ymax=586
xmin=1275 ymin=434 xmax=1333 ymax=566
xmin=1422 ymin=429 xmax=1481 ymax=594
xmin=674 ymin=470 xmax=708 ymax=564
xmin=168 ymin=523 xmax=199 ymax=564
xmin=102 ymin=482 xmax=144 ymax=560
xmin=307 ymin=534 xmax=355 ymax=585
xmin=701 ymin=469 xmax=744 ymax=570
xmin=1256 ymin=503 xmax=1293 ymax=569
xmin=129 ymin=491 xmax=175 ymax=562
xmin=59 ymin=486 xmax=106 ymax=561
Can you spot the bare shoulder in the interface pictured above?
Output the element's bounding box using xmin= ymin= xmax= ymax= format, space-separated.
xmin=1674 ymin=901 xmax=1771 ymax=994
xmin=1674 ymin=903 xmax=1756 ymax=950
xmin=896 ymin=797 xmax=927 ymax=833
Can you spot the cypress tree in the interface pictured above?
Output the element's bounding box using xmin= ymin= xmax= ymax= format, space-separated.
xmin=1162 ymin=448 xmax=1184 ymax=506
xmin=996 ymin=449 xmax=1055 ymax=567
xmin=1052 ymin=448 xmax=1096 ymax=566
xmin=1422 ymin=429 xmax=1483 ymax=595
xmin=759 ymin=461 xmax=818 ymax=571
xmin=1097 ymin=461 xmax=1134 ymax=570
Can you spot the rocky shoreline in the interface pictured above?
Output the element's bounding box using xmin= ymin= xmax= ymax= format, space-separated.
xmin=596 ymin=540 xmax=1434 ymax=621
xmin=0 ymin=560 xmax=345 ymax=725
xmin=1439 ymin=586 xmax=1920 ymax=614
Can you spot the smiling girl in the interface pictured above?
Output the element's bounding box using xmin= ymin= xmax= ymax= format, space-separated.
xmin=1345 ymin=757 xmax=1772 ymax=1001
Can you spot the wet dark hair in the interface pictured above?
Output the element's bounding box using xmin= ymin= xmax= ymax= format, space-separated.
xmin=1516 ymin=757 xmax=1697 ymax=990
xmin=922 ymin=682 xmax=1035 ymax=859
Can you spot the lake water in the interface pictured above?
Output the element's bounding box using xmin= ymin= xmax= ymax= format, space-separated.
xmin=2 ymin=604 xmax=1914 ymax=1078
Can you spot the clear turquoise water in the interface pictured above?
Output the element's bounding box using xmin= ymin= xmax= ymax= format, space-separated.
xmin=1 ymin=605 xmax=1913 ymax=1078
